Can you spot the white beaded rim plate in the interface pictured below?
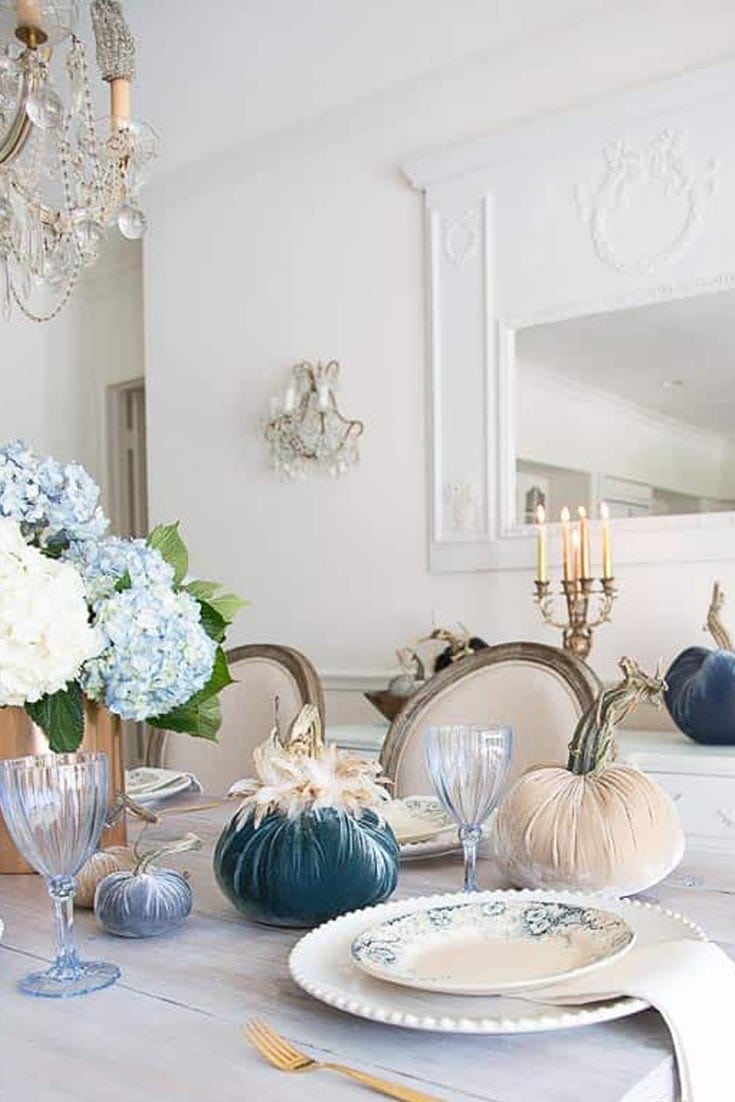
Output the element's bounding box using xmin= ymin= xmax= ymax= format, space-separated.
xmin=350 ymin=899 xmax=635 ymax=995
xmin=289 ymin=888 xmax=706 ymax=1034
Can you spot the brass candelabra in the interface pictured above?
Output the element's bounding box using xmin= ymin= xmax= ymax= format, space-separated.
xmin=534 ymin=576 xmax=616 ymax=660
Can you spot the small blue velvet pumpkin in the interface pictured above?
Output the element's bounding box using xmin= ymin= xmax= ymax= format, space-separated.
xmin=213 ymin=806 xmax=399 ymax=927
xmin=94 ymin=866 xmax=193 ymax=938
xmin=664 ymin=646 xmax=735 ymax=745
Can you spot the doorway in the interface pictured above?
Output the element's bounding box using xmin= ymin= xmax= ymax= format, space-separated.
xmin=107 ymin=378 xmax=149 ymax=765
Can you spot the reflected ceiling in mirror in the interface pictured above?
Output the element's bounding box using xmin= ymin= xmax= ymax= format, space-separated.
xmin=515 ymin=290 xmax=735 ymax=524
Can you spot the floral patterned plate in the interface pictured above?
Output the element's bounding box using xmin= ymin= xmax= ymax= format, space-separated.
xmin=383 ymin=796 xmax=453 ymax=845
xmin=351 ymin=899 xmax=635 ymax=995
xmin=388 ymin=797 xmax=494 ymax=861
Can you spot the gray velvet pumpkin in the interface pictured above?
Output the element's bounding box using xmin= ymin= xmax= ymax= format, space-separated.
xmin=94 ymin=833 xmax=201 ymax=939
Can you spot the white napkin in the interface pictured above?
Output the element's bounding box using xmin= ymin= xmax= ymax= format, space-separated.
xmin=529 ymin=940 xmax=734 ymax=1102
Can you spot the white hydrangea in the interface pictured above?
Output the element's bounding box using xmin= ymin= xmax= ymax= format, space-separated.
xmin=0 ymin=518 xmax=101 ymax=706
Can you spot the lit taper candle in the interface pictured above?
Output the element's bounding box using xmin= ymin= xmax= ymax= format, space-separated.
xmin=536 ymin=504 xmax=547 ymax=583
xmin=560 ymin=507 xmax=572 ymax=582
xmin=571 ymin=529 xmax=581 ymax=583
xmin=578 ymin=505 xmax=591 ymax=579
xmin=600 ymin=502 xmax=613 ymax=579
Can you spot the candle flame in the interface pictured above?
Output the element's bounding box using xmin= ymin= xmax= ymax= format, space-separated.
xmin=577 ymin=505 xmax=587 ymax=520
xmin=536 ymin=504 xmax=546 ymax=525
xmin=560 ymin=506 xmax=570 ymax=522
xmin=600 ymin=502 xmax=610 ymax=520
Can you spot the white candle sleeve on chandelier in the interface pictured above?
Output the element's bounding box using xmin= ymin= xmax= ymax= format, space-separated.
xmin=14 ymin=0 xmax=43 ymax=30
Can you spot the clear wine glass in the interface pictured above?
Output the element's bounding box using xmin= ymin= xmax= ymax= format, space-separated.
xmin=425 ymin=725 xmax=512 ymax=892
xmin=0 ymin=752 xmax=121 ymax=998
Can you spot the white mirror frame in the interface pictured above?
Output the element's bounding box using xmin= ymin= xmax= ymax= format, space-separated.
xmin=405 ymin=62 xmax=735 ymax=574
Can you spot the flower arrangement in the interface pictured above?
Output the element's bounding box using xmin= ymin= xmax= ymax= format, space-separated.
xmin=0 ymin=440 xmax=243 ymax=752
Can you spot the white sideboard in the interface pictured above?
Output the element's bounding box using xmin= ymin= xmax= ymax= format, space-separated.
xmin=618 ymin=729 xmax=735 ymax=852
xmin=327 ymin=722 xmax=735 ymax=854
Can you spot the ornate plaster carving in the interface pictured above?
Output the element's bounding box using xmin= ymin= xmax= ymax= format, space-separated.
xmin=577 ymin=129 xmax=719 ymax=276
xmin=443 ymin=211 xmax=479 ymax=268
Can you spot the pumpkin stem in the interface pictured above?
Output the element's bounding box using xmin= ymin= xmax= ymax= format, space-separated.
xmin=567 ymin=658 xmax=666 ymax=774
xmin=706 ymin=581 xmax=733 ymax=652
xmin=284 ymin=703 xmax=324 ymax=759
xmin=105 ymin=791 xmax=161 ymax=829
xmin=133 ymin=832 xmax=202 ymax=875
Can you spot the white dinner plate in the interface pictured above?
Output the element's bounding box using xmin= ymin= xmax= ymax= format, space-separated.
xmin=351 ymin=898 xmax=634 ymax=995
xmin=289 ymin=888 xmax=706 ymax=1034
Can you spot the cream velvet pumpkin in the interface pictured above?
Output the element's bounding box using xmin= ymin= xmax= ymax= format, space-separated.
xmin=491 ymin=658 xmax=685 ymax=896
xmin=491 ymin=763 xmax=684 ymax=895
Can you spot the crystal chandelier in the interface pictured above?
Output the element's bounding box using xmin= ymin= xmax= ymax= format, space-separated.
xmin=0 ymin=0 xmax=156 ymax=322
xmin=265 ymin=361 xmax=364 ymax=479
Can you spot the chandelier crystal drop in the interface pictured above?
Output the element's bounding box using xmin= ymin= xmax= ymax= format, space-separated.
xmin=0 ymin=0 xmax=156 ymax=322
xmin=265 ymin=361 xmax=365 ymax=479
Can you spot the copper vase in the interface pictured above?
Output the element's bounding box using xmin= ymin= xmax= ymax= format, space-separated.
xmin=0 ymin=704 xmax=127 ymax=875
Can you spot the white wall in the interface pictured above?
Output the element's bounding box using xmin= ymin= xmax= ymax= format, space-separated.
xmin=143 ymin=0 xmax=735 ymax=689
xmin=0 ymin=314 xmax=69 ymax=455
xmin=0 ymin=240 xmax=144 ymax=514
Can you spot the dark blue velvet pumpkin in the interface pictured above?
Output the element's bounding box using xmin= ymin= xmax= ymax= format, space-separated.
xmin=213 ymin=806 xmax=399 ymax=927
xmin=665 ymin=646 xmax=735 ymax=745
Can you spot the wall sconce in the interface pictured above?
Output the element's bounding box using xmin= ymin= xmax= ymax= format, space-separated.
xmin=264 ymin=360 xmax=364 ymax=479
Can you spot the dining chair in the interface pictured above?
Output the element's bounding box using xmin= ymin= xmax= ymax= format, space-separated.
xmin=380 ymin=642 xmax=600 ymax=798
xmin=147 ymin=644 xmax=325 ymax=795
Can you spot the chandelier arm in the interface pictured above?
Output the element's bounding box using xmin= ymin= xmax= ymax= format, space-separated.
xmin=0 ymin=52 xmax=38 ymax=168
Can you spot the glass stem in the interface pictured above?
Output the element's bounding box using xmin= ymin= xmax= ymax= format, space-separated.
xmin=459 ymin=826 xmax=482 ymax=892
xmin=48 ymin=875 xmax=80 ymax=976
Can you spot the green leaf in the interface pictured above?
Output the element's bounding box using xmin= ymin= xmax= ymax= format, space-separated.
xmin=114 ymin=570 xmax=132 ymax=593
xmin=149 ymin=692 xmax=222 ymax=742
xmin=148 ymin=522 xmax=189 ymax=586
xmin=207 ymin=592 xmax=246 ymax=624
xmin=184 ymin=579 xmax=220 ymax=601
xmin=199 ymin=646 xmax=235 ymax=700
xmin=197 ymin=598 xmax=227 ymax=643
xmin=148 ymin=648 xmax=232 ymax=741
xmin=26 ymin=683 xmax=84 ymax=753
xmin=41 ymin=541 xmax=66 ymax=560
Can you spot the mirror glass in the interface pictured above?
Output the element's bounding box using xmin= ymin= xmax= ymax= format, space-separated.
xmin=515 ymin=289 xmax=735 ymax=523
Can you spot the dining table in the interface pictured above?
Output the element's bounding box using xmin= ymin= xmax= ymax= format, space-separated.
xmin=0 ymin=799 xmax=733 ymax=1102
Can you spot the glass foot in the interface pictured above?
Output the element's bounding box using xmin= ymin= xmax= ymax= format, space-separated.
xmin=18 ymin=960 xmax=120 ymax=999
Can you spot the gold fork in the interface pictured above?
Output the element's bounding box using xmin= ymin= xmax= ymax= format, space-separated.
xmin=244 ymin=1019 xmax=445 ymax=1102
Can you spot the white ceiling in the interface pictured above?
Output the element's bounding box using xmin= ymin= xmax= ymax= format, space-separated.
xmin=116 ymin=0 xmax=607 ymax=173
xmin=517 ymin=289 xmax=735 ymax=436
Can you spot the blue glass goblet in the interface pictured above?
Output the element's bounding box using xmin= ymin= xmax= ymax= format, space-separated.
xmin=0 ymin=752 xmax=121 ymax=998
xmin=425 ymin=725 xmax=512 ymax=892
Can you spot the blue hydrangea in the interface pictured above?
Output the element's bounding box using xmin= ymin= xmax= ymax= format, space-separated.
xmin=63 ymin=536 xmax=175 ymax=603
xmin=82 ymin=584 xmax=216 ymax=721
xmin=0 ymin=440 xmax=108 ymax=546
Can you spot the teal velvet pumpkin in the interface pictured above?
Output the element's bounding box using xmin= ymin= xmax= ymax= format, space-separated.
xmin=213 ymin=806 xmax=399 ymax=927
xmin=665 ymin=646 xmax=735 ymax=745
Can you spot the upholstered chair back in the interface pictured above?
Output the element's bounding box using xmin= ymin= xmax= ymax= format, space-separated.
xmin=380 ymin=643 xmax=600 ymax=798
xmin=150 ymin=644 xmax=324 ymax=795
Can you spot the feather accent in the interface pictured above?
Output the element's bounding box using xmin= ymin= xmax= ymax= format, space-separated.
xmin=230 ymin=723 xmax=390 ymax=827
